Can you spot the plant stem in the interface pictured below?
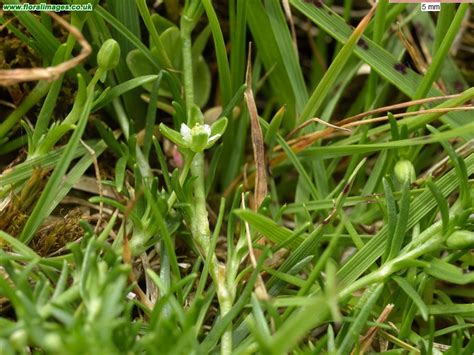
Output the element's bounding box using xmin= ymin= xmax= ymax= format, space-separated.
xmin=339 ymin=233 xmax=443 ymax=300
xmin=180 ymin=3 xmax=233 ymax=352
xmin=190 ymin=153 xmax=211 ymax=253
xmin=190 ymin=152 xmax=233 ymax=354
xmin=181 ymin=17 xmax=194 ymax=114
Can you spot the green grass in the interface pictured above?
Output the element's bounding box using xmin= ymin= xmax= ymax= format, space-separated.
xmin=1 ymin=1 xmax=473 ymax=354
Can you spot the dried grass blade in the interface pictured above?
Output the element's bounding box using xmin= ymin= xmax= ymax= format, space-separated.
xmin=244 ymin=45 xmax=267 ymax=209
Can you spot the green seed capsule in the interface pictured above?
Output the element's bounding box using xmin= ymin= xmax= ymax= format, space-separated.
xmin=394 ymin=159 xmax=416 ymax=184
xmin=97 ymin=39 xmax=120 ymax=71
xmin=446 ymin=230 xmax=474 ymax=249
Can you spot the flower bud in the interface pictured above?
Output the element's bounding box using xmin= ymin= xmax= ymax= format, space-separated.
xmin=446 ymin=230 xmax=474 ymax=249
xmin=97 ymin=39 xmax=120 ymax=71
xmin=394 ymin=159 xmax=416 ymax=184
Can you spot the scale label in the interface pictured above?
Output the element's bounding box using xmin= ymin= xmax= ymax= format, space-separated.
xmin=421 ymin=2 xmax=441 ymax=10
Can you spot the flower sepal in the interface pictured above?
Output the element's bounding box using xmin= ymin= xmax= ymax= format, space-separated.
xmin=159 ymin=123 xmax=188 ymax=148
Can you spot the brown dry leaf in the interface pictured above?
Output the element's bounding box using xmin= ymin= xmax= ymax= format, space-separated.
xmin=355 ymin=303 xmax=394 ymax=355
xmin=242 ymin=45 xmax=270 ymax=299
xmin=0 ymin=12 xmax=91 ymax=86
xmin=396 ymin=24 xmax=428 ymax=76
xmin=244 ymin=45 xmax=267 ymax=209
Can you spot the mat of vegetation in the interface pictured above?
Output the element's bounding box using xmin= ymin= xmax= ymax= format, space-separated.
xmin=0 ymin=0 xmax=473 ymax=354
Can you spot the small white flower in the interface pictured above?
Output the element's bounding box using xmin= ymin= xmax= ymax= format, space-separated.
xmin=180 ymin=123 xmax=215 ymax=142
xmin=180 ymin=123 xmax=213 ymax=152
xmin=180 ymin=123 xmax=192 ymax=143
xmin=161 ymin=117 xmax=227 ymax=153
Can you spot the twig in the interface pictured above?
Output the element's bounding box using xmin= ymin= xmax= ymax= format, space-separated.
xmin=0 ymin=12 xmax=92 ymax=86
xmin=357 ymin=304 xmax=394 ymax=354
xmin=287 ymin=116 xmax=351 ymax=139
xmin=281 ymin=0 xmax=298 ymax=56
xmin=342 ymin=106 xmax=474 ymax=129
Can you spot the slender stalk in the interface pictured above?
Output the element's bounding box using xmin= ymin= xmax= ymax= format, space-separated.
xmin=181 ymin=17 xmax=195 ymax=113
xmin=190 ymin=152 xmax=233 ymax=354
xmin=190 ymin=153 xmax=211 ymax=254
xmin=180 ymin=2 xmax=233 ymax=353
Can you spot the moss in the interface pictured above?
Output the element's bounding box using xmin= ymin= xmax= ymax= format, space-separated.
xmin=0 ymin=23 xmax=41 ymax=104
xmin=0 ymin=169 xmax=48 ymax=235
xmin=32 ymin=208 xmax=85 ymax=256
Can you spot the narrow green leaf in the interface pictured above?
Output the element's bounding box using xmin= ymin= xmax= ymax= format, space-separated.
xmin=409 ymin=4 xmax=469 ymax=110
xmin=426 ymin=178 xmax=449 ymax=235
xmin=115 ymin=155 xmax=128 ymax=193
xmin=387 ymin=181 xmax=410 ymax=261
xmin=393 ymin=276 xmax=428 ymax=321
xmin=143 ymin=75 xmax=162 ymax=158
xmin=298 ymin=3 xmax=373 ymax=124
xmin=233 ymin=209 xmax=299 ymax=249
xmin=290 ymin=0 xmax=473 ymax=131
xmin=427 ymin=304 xmax=474 ymax=316
xmin=202 ymin=0 xmax=232 ymax=105
xmin=337 ymin=283 xmax=384 ymax=354
xmin=0 ymin=231 xmax=40 ymax=259
xmin=92 ymin=75 xmax=159 ymax=111
xmin=425 ymin=259 xmax=474 ymax=285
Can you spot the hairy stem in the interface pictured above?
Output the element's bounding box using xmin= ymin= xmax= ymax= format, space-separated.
xmin=181 ymin=16 xmax=195 ymax=113
xmin=190 ymin=152 xmax=233 ymax=354
xmin=181 ymin=3 xmax=233 ymax=352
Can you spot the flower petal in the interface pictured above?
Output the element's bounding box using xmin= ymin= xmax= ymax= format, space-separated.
xmin=180 ymin=123 xmax=192 ymax=143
